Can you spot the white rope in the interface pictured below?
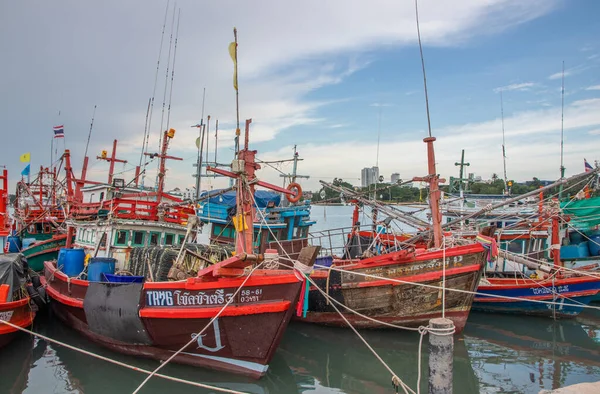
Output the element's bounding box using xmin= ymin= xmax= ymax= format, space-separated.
xmin=442 ymin=235 xmax=446 ymax=318
xmin=132 ymin=260 xmax=266 ymax=394
xmin=0 ymin=319 xmax=246 ymax=394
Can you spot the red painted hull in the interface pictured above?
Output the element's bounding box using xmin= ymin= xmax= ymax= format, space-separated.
xmin=0 ymin=296 xmax=35 ymax=348
xmin=301 ymin=243 xmax=486 ymax=333
xmin=43 ymin=261 xmax=302 ymax=378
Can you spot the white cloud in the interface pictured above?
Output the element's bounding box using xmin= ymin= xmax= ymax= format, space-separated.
xmin=548 ymin=64 xmax=591 ymax=80
xmin=493 ymin=82 xmax=536 ymax=93
xmin=586 ymin=85 xmax=600 ymax=91
xmin=251 ymin=98 xmax=600 ymax=191
xmin=0 ymin=0 xmax=561 ymax=190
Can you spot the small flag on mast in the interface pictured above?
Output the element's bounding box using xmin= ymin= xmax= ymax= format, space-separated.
xmin=53 ymin=125 xmax=65 ymax=138
xmin=584 ymin=159 xmax=593 ymax=173
xmin=19 ymin=152 xmax=31 ymax=163
xmin=229 ymin=41 xmax=238 ymax=91
xmin=21 ymin=164 xmax=30 ymax=177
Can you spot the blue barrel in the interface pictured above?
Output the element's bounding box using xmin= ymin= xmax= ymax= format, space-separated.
xmin=58 ymin=248 xmax=86 ymax=277
xmin=589 ymin=234 xmax=600 ymax=256
xmin=7 ymin=236 xmax=21 ymax=253
xmin=88 ymin=257 xmax=116 ymax=282
xmin=103 ymin=273 xmax=144 ymax=283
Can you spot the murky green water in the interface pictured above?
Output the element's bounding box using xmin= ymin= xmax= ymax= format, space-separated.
xmin=2 ymin=205 xmax=599 ymax=393
xmin=2 ymin=310 xmax=600 ymax=393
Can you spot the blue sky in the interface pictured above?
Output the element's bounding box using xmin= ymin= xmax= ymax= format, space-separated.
xmin=1 ymin=0 xmax=599 ymax=192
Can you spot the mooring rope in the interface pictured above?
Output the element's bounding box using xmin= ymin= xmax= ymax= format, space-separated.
xmin=0 ymin=319 xmax=246 ymax=394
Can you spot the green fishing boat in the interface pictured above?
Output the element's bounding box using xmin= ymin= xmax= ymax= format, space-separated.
xmin=21 ymin=234 xmax=68 ymax=272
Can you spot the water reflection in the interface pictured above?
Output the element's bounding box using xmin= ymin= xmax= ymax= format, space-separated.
xmin=2 ymin=308 xmax=600 ymax=393
xmin=279 ymin=321 xmax=479 ymax=394
xmin=464 ymin=312 xmax=600 ymax=393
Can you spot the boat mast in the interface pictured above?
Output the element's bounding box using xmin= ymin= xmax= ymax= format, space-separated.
xmin=500 ymin=91 xmax=509 ymax=195
xmin=97 ymin=140 xmax=127 ymax=185
xmin=412 ymin=0 xmax=443 ymax=248
xmin=559 ymin=61 xmax=566 ymax=199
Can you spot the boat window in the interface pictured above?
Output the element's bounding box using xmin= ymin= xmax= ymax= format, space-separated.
xmin=87 ymin=231 xmax=93 ymax=243
xmin=149 ymin=232 xmax=160 ymax=246
xmin=503 ymin=240 xmax=523 ymax=254
xmin=44 ymin=224 xmax=51 ymax=233
xmin=99 ymin=192 xmax=105 ymax=201
xmin=165 ymin=233 xmax=174 ymax=245
xmin=178 ymin=234 xmax=185 ymax=245
xmin=132 ymin=231 xmax=145 ymax=246
xmin=115 ymin=230 xmax=128 ymax=246
xmin=35 ymin=223 xmax=43 ymax=233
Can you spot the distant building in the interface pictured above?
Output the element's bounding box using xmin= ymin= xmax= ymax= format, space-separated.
xmin=391 ymin=173 xmax=401 ymax=184
xmin=361 ymin=166 xmax=379 ymax=187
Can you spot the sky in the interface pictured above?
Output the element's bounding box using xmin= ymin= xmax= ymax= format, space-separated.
xmin=1 ymin=0 xmax=599 ymax=194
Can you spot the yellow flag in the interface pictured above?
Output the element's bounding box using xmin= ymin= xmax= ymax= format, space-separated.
xmin=229 ymin=42 xmax=238 ymax=91
xmin=19 ymin=152 xmax=31 ymax=163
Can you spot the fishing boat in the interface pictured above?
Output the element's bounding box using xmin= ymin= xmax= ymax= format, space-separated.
xmin=42 ymin=123 xmax=316 ymax=378
xmin=13 ymin=165 xmax=69 ymax=271
xmin=0 ymin=169 xmax=10 ymax=253
xmin=470 ymin=207 xmax=600 ymax=317
xmin=302 ymin=137 xmax=487 ymax=333
xmin=0 ymin=253 xmax=35 ymax=348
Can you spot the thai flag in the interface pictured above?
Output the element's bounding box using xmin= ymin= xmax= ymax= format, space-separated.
xmin=53 ymin=125 xmax=64 ymax=138
xmin=585 ymin=159 xmax=593 ymax=173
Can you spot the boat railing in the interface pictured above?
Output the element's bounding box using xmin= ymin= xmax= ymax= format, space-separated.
xmin=309 ymin=225 xmax=389 ymax=258
xmin=71 ymin=198 xmax=194 ymax=225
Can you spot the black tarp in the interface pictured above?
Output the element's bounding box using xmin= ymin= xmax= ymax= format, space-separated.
xmin=0 ymin=253 xmax=27 ymax=302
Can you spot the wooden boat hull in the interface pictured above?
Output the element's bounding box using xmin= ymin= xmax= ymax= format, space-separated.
xmin=301 ymin=243 xmax=486 ymax=333
xmin=0 ymin=296 xmax=35 ymax=348
xmin=21 ymin=234 xmax=68 ymax=272
xmin=473 ymin=276 xmax=600 ymax=317
xmin=43 ymin=261 xmax=302 ymax=378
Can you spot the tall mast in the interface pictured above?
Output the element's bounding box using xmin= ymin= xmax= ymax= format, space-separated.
xmin=413 ymin=0 xmax=442 ymax=248
xmin=145 ymin=129 xmax=182 ymax=204
xmin=231 ymin=28 xmax=240 ymax=155
xmin=500 ymin=91 xmax=509 ymax=194
xmin=559 ymin=61 xmax=566 ymax=199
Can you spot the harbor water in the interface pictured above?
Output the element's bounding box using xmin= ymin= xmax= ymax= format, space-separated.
xmin=2 ymin=205 xmax=600 ymax=393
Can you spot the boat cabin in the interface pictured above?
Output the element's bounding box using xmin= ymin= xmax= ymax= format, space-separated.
xmin=71 ymin=220 xmax=188 ymax=270
xmin=198 ymin=189 xmax=315 ymax=259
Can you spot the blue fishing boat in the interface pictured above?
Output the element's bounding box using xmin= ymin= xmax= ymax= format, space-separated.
xmin=473 ymin=275 xmax=600 ymax=317
xmin=197 ymin=189 xmax=315 ymax=259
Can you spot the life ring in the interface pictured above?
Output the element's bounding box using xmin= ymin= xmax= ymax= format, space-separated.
xmin=286 ymin=182 xmax=303 ymax=203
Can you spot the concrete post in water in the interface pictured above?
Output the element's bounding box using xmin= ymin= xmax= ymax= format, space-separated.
xmin=428 ymin=317 xmax=454 ymax=394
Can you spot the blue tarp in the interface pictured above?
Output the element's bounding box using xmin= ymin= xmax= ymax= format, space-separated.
xmin=200 ymin=189 xmax=281 ymax=208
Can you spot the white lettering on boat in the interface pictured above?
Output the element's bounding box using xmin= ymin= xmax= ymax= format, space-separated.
xmin=0 ymin=311 xmax=13 ymax=321
xmin=532 ymin=285 xmax=569 ymax=296
xmin=146 ymin=291 xmax=173 ymax=306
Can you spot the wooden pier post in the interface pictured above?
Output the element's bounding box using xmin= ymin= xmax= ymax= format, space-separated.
xmin=428 ymin=318 xmax=454 ymax=394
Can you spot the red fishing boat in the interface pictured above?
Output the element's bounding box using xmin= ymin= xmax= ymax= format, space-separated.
xmin=304 ymin=137 xmax=487 ymax=333
xmin=0 ymin=254 xmax=36 ymax=348
xmin=42 ymin=121 xmax=316 ymax=378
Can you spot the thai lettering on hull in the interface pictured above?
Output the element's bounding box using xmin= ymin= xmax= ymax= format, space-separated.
xmin=145 ymin=288 xmax=264 ymax=307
